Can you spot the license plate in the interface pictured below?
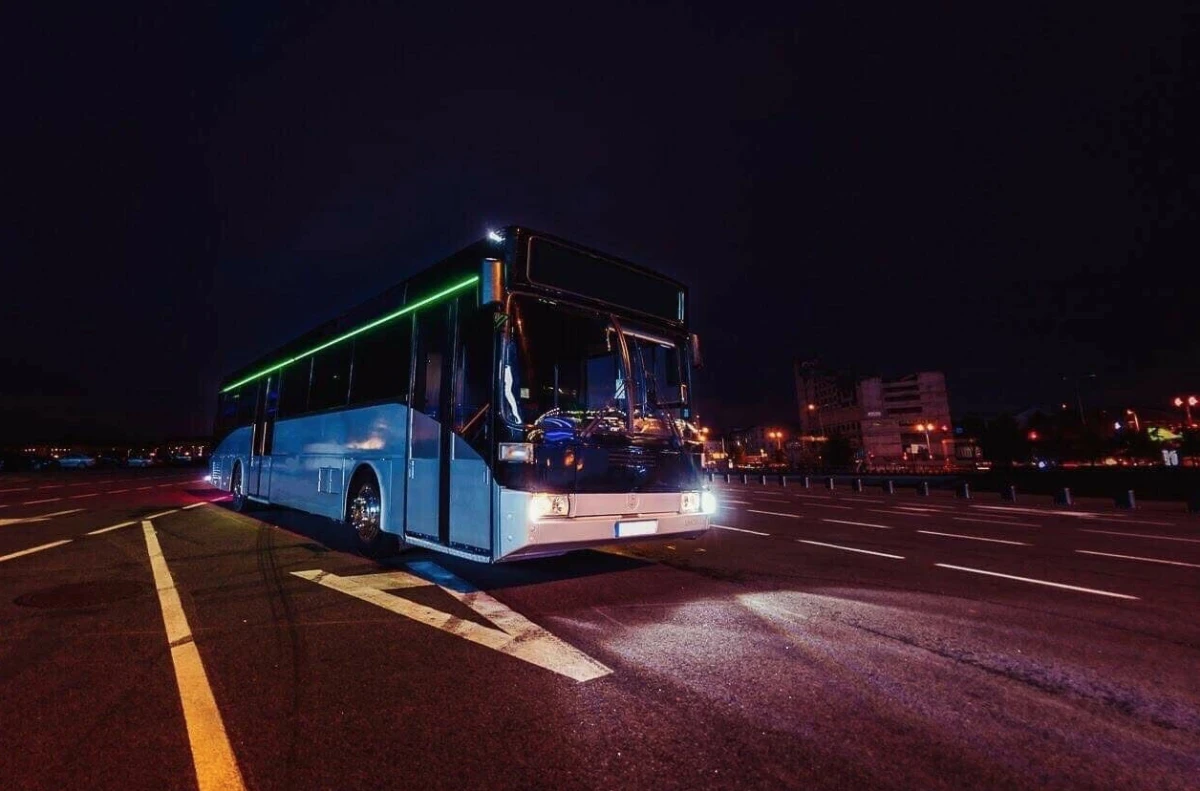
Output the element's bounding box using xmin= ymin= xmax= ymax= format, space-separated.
xmin=616 ymin=520 xmax=657 ymax=537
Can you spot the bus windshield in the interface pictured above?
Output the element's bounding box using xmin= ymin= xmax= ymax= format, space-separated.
xmin=498 ymin=295 xmax=702 ymax=493
xmin=501 ymin=296 xmax=690 ymax=445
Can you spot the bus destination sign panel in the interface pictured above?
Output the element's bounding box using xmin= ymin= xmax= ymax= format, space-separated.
xmin=526 ymin=237 xmax=684 ymax=323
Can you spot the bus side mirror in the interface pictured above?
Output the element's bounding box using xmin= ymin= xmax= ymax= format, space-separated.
xmin=690 ymin=333 xmax=703 ymax=369
xmin=480 ymin=258 xmax=504 ymax=307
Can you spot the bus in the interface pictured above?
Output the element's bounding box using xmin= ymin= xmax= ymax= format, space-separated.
xmin=210 ymin=226 xmax=715 ymax=562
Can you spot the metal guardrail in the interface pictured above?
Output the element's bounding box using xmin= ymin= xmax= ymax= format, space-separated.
xmin=704 ymin=469 xmax=1199 ymax=511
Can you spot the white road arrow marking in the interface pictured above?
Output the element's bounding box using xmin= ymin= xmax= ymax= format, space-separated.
xmin=0 ymin=508 xmax=85 ymax=527
xmin=292 ymin=562 xmax=612 ymax=683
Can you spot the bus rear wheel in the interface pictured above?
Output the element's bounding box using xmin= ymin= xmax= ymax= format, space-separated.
xmin=347 ymin=471 xmax=398 ymax=558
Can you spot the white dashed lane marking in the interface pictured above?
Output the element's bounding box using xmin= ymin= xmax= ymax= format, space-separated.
xmin=1078 ymin=529 xmax=1200 ymax=544
xmin=1075 ymin=549 xmax=1200 ymax=569
xmin=712 ymin=524 xmax=771 ymax=536
xmin=0 ymin=540 xmax=73 ymax=563
xmin=935 ymin=563 xmax=1138 ymax=600
xmin=952 ymin=516 xmax=1039 ymax=528
xmin=821 ymin=518 xmax=893 ymax=530
xmin=746 ymin=509 xmax=802 ymax=519
xmin=0 ymin=508 xmax=85 ymax=527
xmin=918 ymin=530 xmax=1029 ymax=546
xmin=798 ymin=539 xmax=905 ymax=560
xmin=86 ymin=520 xmax=139 ymax=536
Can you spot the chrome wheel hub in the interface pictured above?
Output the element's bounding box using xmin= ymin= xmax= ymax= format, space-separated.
xmin=349 ymin=483 xmax=382 ymax=544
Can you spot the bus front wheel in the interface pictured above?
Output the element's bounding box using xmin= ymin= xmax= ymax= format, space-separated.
xmin=347 ymin=470 xmax=398 ymax=558
xmin=230 ymin=462 xmax=249 ymax=512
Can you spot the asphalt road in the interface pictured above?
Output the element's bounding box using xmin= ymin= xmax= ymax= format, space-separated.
xmin=1 ymin=469 xmax=1198 ymax=791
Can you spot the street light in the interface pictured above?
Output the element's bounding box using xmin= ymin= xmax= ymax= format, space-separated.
xmin=1125 ymin=409 xmax=1140 ymax=432
xmin=1173 ymin=396 xmax=1197 ymax=426
xmin=915 ymin=423 xmax=934 ymax=459
xmin=807 ymin=403 xmax=824 ymax=436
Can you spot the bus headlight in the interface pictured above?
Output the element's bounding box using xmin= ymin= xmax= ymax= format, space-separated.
xmin=529 ymin=493 xmax=569 ymax=520
xmin=681 ymin=492 xmax=701 ymax=513
xmin=499 ymin=442 xmax=534 ymax=463
xmin=700 ymin=491 xmax=718 ymax=515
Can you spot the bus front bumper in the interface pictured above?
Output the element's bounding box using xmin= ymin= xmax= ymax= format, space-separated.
xmin=496 ymin=489 xmax=710 ymax=561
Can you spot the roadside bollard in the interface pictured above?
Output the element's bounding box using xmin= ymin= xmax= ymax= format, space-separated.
xmin=707 ymin=471 xmax=714 ymax=482
xmin=759 ymin=474 xmax=768 ymax=485
xmin=1054 ymin=487 xmax=1073 ymax=506
xmin=1115 ymin=489 xmax=1136 ymax=509
xmin=852 ymin=478 xmax=864 ymax=493
xmin=917 ymin=481 xmax=930 ymax=497
xmin=882 ymin=480 xmax=895 ymax=495
xmin=1001 ymin=485 xmax=1017 ymax=502
xmin=826 ymin=477 xmax=836 ymax=490
xmin=801 ymin=476 xmax=811 ymax=489
xmin=779 ymin=474 xmax=787 ymax=487
xmin=741 ymin=473 xmax=749 ymax=485
xmin=955 ymin=482 xmax=971 ymax=499
xmin=723 ymin=472 xmax=731 ymax=484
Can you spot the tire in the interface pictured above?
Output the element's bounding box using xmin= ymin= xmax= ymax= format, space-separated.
xmin=229 ymin=462 xmax=249 ymax=512
xmin=347 ymin=469 xmax=399 ymax=558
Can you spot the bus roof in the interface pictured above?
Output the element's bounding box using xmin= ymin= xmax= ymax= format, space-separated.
xmin=219 ymin=226 xmax=688 ymax=391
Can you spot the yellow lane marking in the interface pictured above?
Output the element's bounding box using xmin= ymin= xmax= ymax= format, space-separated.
xmin=142 ymin=520 xmax=246 ymax=791
xmin=293 ymin=563 xmax=613 ymax=683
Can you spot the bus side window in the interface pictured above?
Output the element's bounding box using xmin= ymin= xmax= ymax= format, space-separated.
xmin=234 ymin=382 xmax=258 ymax=428
xmin=309 ymin=343 xmax=353 ymax=411
xmin=214 ymin=390 xmax=239 ymax=441
xmin=349 ymin=314 xmax=412 ymax=405
xmin=278 ymin=358 xmax=312 ymax=418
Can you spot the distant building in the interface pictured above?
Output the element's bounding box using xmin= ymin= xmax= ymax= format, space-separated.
xmin=795 ymin=362 xmax=954 ymax=465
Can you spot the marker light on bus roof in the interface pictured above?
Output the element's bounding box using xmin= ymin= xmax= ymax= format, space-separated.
xmin=487 ymin=230 xmax=505 ymax=243
xmin=221 ymin=275 xmax=479 ymax=392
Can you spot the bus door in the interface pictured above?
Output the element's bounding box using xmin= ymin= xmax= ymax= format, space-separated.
xmin=407 ymin=305 xmax=453 ymax=542
xmin=249 ymin=374 xmax=278 ymax=498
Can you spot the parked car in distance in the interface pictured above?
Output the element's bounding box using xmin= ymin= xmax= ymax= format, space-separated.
xmin=56 ymin=452 xmax=97 ymax=469
xmin=0 ymin=453 xmax=57 ymax=472
xmin=127 ymin=453 xmax=156 ymax=467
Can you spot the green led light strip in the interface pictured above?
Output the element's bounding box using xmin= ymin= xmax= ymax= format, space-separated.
xmin=221 ymin=274 xmax=480 ymax=393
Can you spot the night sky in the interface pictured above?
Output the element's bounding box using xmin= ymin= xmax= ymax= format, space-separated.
xmin=3 ymin=4 xmax=1193 ymax=443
